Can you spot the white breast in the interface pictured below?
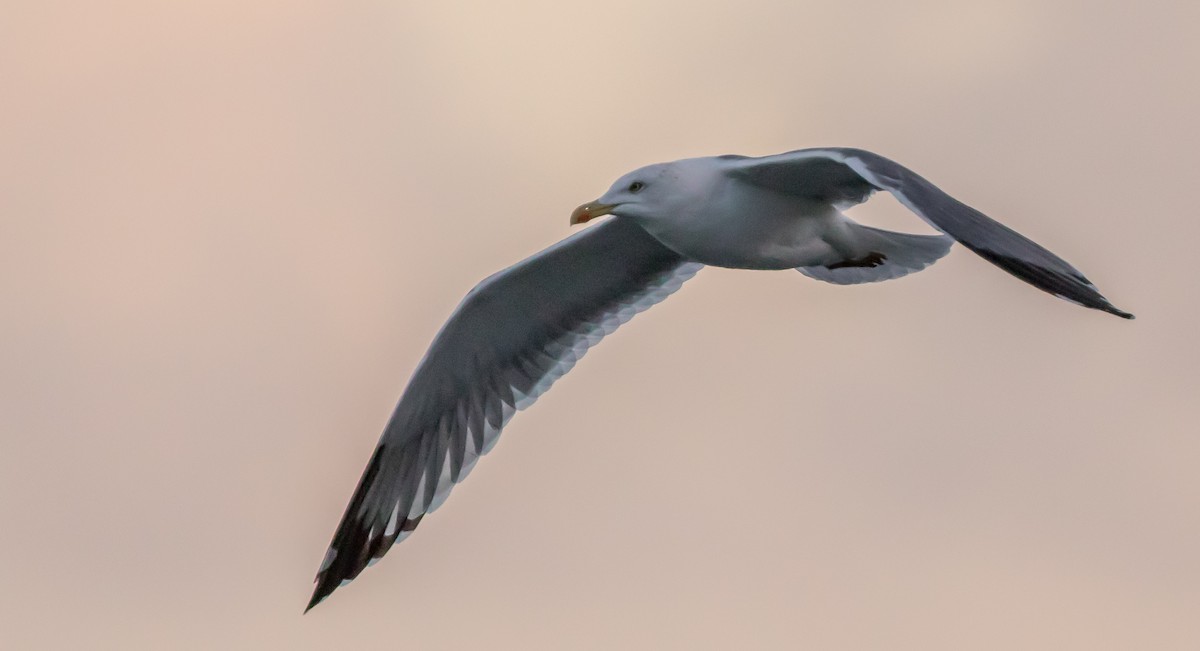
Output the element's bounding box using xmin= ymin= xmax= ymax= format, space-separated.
xmin=636 ymin=179 xmax=842 ymax=270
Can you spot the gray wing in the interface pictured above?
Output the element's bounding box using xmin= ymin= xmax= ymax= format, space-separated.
xmin=308 ymin=218 xmax=703 ymax=610
xmin=724 ymin=148 xmax=1133 ymax=319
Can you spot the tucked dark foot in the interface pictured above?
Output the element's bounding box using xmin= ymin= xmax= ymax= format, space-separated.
xmin=826 ymin=251 xmax=887 ymax=270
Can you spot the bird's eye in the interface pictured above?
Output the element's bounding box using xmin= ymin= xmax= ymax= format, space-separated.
xmin=628 ymin=181 xmax=645 ymax=193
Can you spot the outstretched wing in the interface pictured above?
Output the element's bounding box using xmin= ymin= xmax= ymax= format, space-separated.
xmin=308 ymin=218 xmax=703 ymax=610
xmin=724 ymin=148 xmax=1133 ymax=318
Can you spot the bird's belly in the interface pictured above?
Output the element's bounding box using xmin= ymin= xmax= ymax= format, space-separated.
xmin=640 ymin=205 xmax=841 ymax=270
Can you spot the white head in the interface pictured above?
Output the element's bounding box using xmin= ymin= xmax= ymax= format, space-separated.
xmin=570 ymin=158 xmax=721 ymax=226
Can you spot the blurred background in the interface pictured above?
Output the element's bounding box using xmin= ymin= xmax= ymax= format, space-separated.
xmin=2 ymin=1 xmax=1197 ymax=649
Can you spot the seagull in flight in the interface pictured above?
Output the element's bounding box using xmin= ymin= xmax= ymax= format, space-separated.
xmin=306 ymin=147 xmax=1132 ymax=611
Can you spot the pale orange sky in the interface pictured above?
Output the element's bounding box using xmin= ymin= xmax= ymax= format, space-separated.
xmin=2 ymin=2 xmax=1198 ymax=649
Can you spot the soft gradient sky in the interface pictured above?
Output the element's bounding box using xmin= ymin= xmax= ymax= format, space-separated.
xmin=2 ymin=2 xmax=1197 ymax=649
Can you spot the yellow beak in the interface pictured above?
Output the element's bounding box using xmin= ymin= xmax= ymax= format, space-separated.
xmin=570 ymin=201 xmax=617 ymax=225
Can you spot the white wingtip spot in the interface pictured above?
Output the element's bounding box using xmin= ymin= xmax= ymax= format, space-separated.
xmin=384 ymin=501 xmax=402 ymax=537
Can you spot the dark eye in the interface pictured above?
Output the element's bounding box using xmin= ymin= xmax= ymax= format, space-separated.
xmin=628 ymin=181 xmax=645 ymax=193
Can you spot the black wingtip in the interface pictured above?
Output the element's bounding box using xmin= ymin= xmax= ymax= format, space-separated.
xmin=305 ymin=568 xmax=337 ymax=613
xmin=304 ymin=588 xmax=326 ymax=614
xmin=304 ymin=446 xmax=389 ymax=614
xmin=1103 ymin=304 xmax=1135 ymax=320
xmin=966 ymin=247 xmax=1134 ymax=322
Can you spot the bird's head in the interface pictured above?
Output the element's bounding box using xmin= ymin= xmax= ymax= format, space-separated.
xmin=571 ymin=159 xmax=718 ymax=226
